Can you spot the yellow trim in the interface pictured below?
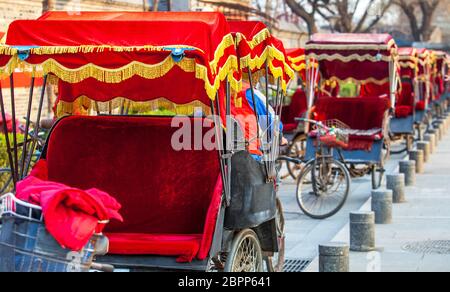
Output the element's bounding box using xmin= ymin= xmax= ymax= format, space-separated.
xmin=0 ymin=34 xmax=239 ymax=101
xmin=287 ymin=55 xmax=305 ymax=64
xmin=307 ymin=52 xmax=394 ymax=63
xmin=306 ymin=39 xmax=397 ymax=51
xmin=235 ymin=28 xmax=272 ymax=50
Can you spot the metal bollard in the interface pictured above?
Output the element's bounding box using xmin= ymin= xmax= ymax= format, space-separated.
xmin=409 ymin=150 xmax=424 ymax=174
xmin=319 ymin=243 xmax=350 ymax=272
xmin=417 ymin=141 xmax=430 ymax=163
xmin=399 ymin=160 xmax=416 ymax=186
xmin=371 ymin=189 xmax=393 ymax=224
xmin=386 ymin=174 xmax=406 ymax=203
xmin=350 ymin=211 xmax=376 ymax=252
xmin=424 ymin=134 xmax=436 ymax=154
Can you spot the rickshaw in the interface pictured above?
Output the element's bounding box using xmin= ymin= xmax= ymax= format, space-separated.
xmin=0 ymin=11 xmax=287 ymax=272
xmin=389 ymin=48 xmax=419 ymax=154
xmin=277 ymin=48 xmax=308 ymax=180
xmin=296 ymin=34 xmax=398 ymax=219
xmin=414 ymin=48 xmax=433 ymax=138
xmin=432 ymin=50 xmax=449 ymax=118
xmin=228 ymin=20 xmax=295 ymax=271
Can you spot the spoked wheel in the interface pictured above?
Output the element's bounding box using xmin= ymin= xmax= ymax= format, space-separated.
xmin=224 ymin=229 xmax=263 ymax=272
xmin=296 ymin=158 xmax=350 ymax=219
xmin=287 ymin=134 xmax=306 ymax=180
xmin=264 ymin=198 xmax=285 ymax=272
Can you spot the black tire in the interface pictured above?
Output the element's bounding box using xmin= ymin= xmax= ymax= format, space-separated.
xmin=264 ymin=198 xmax=285 ymax=272
xmin=287 ymin=134 xmax=306 ymax=180
xmin=296 ymin=159 xmax=350 ymax=219
xmin=224 ymin=229 xmax=264 ymax=272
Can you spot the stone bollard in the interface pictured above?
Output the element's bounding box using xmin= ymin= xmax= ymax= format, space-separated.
xmin=386 ymin=174 xmax=406 ymax=203
xmin=409 ymin=150 xmax=424 ymax=174
xmin=350 ymin=211 xmax=376 ymax=252
xmin=439 ymin=122 xmax=446 ymax=137
xmin=319 ymin=243 xmax=350 ymax=272
xmin=371 ymin=189 xmax=393 ymax=224
xmin=399 ymin=160 xmax=416 ymax=186
xmin=424 ymin=134 xmax=436 ymax=154
xmin=427 ymin=129 xmax=438 ymax=147
xmin=417 ymin=141 xmax=430 ymax=163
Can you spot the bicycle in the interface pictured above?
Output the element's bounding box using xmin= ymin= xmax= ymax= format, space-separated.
xmin=294 ymin=118 xmax=351 ymax=219
xmin=0 ymin=118 xmax=51 ymax=193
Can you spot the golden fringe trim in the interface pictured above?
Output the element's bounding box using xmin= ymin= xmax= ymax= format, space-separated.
xmin=306 ymin=52 xmax=394 ymax=63
xmin=306 ymin=39 xmax=397 ymax=51
xmin=209 ymin=34 xmax=236 ymax=74
xmin=21 ymin=54 xmax=238 ymax=101
xmin=0 ymin=56 xmax=19 ymax=80
xmin=0 ymin=45 xmax=17 ymax=55
xmin=235 ymin=29 xmax=272 ymax=50
xmin=28 ymin=45 xmax=202 ymax=55
xmin=56 ymin=96 xmax=212 ymax=118
xmin=288 ymin=55 xmax=305 ymax=64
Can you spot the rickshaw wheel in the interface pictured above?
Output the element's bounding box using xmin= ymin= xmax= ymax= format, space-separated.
xmin=296 ymin=159 xmax=350 ymax=219
xmin=224 ymin=229 xmax=263 ymax=272
xmin=264 ymin=198 xmax=285 ymax=272
xmin=372 ymin=139 xmax=389 ymax=189
xmin=287 ymin=134 xmax=306 ymax=180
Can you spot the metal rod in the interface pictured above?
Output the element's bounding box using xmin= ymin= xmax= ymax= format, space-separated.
xmin=24 ymin=76 xmax=47 ymax=175
xmin=248 ymin=67 xmax=269 ymax=179
xmin=210 ymin=99 xmax=229 ymax=204
xmin=20 ymin=77 xmax=35 ymax=179
xmin=0 ymin=81 xmax=17 ymax=187
xmin=9 ymin=75 xmax=19 ymax=184
xmin=94 ymin=101 xmax=100 ymax=115
xmin=215 ymin=93 xmax=229 ymax=198
xmin=265 ymin=62 xmax=271 ymax=145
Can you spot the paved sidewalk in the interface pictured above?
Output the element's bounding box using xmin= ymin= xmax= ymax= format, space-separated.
xmin=306 ymin=126 xmax=450 ymax=272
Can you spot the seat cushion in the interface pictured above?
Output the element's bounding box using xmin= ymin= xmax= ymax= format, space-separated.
xmin=106 ymin=233 xmax=202 ymax=263
xmin=43 ymin=115 xmax=223 ymax=262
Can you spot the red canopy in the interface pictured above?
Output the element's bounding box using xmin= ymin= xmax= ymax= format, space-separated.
xmin=306 ymin=33 xmax=398 ymax=85
xmin=286 ymin=48 xmax=306 ymax=82
xmin=398 ymin=47 xmax=418 ymax=79
xmin=1 ymin=12 xmax=238 ymax=107
xmin=229 ymin=21 xmax=293 ymax=92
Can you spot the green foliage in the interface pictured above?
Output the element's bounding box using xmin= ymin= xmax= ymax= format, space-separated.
xmin=0 ymin=133 xmax=24 ymax=193
xmin=339 ymin=82 xmax=358 ymax=97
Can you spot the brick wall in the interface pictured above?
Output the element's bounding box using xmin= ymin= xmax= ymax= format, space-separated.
xmin=0 ymin=0 xmax=143 ymax=119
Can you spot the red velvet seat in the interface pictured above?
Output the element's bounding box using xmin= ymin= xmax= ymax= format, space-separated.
xmin=312 ymin=96 xmax=390 ymax=151
xmin=281 ymin=89 xmax=307 ymax=133
xmin=44 ymin=115 xmax=222 ymax=262
xmin=395 ymin=82 xmax=414 ymax=118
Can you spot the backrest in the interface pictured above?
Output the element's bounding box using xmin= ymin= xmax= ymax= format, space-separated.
xmin=314 ymin=96 xmax=390 ymax=130
xmin=398 ymin=82 xmax=414 ymax=107
xmin=44 ymin=115 xmax=221 ymax=235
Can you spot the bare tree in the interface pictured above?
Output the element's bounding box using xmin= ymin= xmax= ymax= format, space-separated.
xmin=42 ymin=0 xmax=55 ymax=13
xmin=394 ymin=0 xmax=441 ymax=42
xmin=285 ymin=0 xmax=393 ymax=35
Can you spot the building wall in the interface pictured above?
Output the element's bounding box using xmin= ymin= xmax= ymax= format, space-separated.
xmin=0 ymin=0 xmax=143 ymax=32
xmin=0 ymin=0 xmax=143 ymax=118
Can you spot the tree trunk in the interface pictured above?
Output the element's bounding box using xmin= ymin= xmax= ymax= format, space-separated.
xmin=42 ymin=0 xmax=55 ymax=13
xmin=285 ymin=0 xmax=318 ymax=35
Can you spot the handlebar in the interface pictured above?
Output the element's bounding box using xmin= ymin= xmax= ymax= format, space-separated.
xmin=294 ymin=118 xmax=330 ymax=131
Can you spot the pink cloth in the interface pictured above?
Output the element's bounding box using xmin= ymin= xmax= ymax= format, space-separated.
xmin=16 ymin=176 xmax=123 ymax=251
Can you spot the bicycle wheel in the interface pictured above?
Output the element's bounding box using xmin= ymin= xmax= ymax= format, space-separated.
xmin=287 ymin=134 xmax=306 ymax=180
xmin=296 ymin=159 xmax=350 ymax=219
